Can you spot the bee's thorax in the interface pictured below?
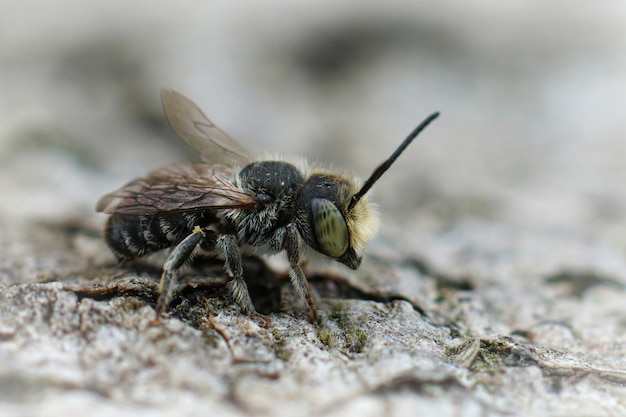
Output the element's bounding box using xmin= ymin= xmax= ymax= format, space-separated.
xmin=228 ymin=160 xmax=304 ymax=246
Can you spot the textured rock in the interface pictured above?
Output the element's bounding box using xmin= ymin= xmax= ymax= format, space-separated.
xmin=2 ymin=1 xmax=626 ymax=416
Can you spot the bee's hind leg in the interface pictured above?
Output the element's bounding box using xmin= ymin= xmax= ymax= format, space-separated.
xmin=154 ymin=227 xmax=206 ymax=319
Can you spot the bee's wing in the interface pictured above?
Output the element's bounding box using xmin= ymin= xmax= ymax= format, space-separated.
xmin=96 ymin=163 xmax=257 ymax=214
xmin=160 ymin=89 xmax=253 ymax=166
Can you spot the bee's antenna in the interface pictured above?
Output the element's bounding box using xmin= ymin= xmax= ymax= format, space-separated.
xmin=348 ymin=112 xmax=440 ymax=211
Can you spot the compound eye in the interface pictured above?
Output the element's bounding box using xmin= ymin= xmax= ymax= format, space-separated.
xmin=312 ymin=198 xmax=349 ymax=258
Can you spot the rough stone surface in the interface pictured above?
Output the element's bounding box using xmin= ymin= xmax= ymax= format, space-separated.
xmin=2 ymin=2 xmax=626 ymax=416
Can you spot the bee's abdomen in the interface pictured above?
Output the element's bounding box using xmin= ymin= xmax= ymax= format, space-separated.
xmin=104 ymin=213 xmax=191 ymax=262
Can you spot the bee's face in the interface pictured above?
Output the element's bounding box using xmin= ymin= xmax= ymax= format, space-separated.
xmin=295 ymin=173 xmax=379 ymax=269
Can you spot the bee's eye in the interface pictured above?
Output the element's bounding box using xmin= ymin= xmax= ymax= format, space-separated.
xmin=311 ymin=198 xmax=349 ymax=258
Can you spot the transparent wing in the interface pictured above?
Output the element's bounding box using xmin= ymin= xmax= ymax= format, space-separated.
xmin=160 ymin=89 xmax=253 ymax=166
xmin=96 ymin=163 xmax=256 ymax=214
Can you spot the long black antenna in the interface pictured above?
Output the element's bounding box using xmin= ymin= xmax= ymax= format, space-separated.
xmin=348 ymin=112 xmax=440 ymax=211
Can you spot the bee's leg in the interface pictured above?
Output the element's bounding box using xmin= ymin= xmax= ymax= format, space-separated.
xmin=281 ymin=224 xmax=318 ymax=323
xmin=217 ymin=234 xmax=255 ymax=314
xmin=155 ymin=227 xmax=205 ymax=318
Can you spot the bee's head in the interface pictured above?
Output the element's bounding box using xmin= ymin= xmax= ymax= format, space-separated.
xmin=295 ymin=111 xmax=439 ymax=269
xmin=295 ymin=173 xmax=379 ymax=269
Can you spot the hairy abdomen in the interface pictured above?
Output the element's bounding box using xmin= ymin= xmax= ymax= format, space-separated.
xmin=104 ymin=213 xmax=203 ymax=262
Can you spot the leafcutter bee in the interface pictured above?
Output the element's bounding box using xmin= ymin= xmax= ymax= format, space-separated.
xmin=96 ymin=89 xmax=439 ymax=322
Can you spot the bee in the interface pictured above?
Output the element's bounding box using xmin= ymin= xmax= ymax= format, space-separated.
xmin=96 ymin=89 xmax=439 ymax=322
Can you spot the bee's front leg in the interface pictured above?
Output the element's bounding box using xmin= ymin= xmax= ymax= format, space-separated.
xmin=273 ymin=224 xmax=318 ymax=323
xmin=155 ymin=227 xmax=206 ymax=319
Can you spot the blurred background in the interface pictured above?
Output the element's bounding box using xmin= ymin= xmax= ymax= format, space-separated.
xmin=1 ymin=0 xmax=626 ymax=264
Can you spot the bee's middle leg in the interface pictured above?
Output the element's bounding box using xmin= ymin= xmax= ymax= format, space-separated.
xmin=216 ymin=234 xmax=255 ymax=314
